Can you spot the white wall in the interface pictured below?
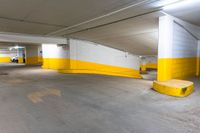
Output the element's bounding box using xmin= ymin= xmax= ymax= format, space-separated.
xmin=26 ymin=45 xmax=40 ymax=57
xmin=70 ymin=39 xmax=140 ymax=70
xmin=0 ymin=48 xmax=10 ymax=57
xmin=140 ymin=56 xmax=157 ymax=65
xmin=158 ymin=15 xmax=199 ymax=59
xmin=158 ymin=16 xmax=174 ymax=58
xmin=172 ymin=22 xmax=198 ymax=58
xmin=42 ymin=44 xmax=70 ymax=58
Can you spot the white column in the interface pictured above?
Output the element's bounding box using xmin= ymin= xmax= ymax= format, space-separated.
xmin=158 ymin=15 xmax=174 ymax=59
xmin=157 ymin=15 xmax=174 ymax=81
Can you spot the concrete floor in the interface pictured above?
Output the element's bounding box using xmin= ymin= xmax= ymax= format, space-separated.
xmin=0 ymin=63 xmax=199 ymax=133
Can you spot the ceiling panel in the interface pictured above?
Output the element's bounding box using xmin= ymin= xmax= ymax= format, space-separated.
xmin=0 ymin=18 xmax=61 ymax=35
xmin=0 ymin=0 xmax=45 ymax=19
xmin=26 ymin=0 xmax=144 ymax=26
xmin=163 ymin=0 xmax=200 ymax=26
xmin=69 ymin=13 xmax=159 ymax=55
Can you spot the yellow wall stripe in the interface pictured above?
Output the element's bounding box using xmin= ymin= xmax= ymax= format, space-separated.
xmin=42 ymin=58 xmax=141 ymax=78
xmin=0 ymin=57 xmax=10 ymax=63
xmin=197 ymin=57 xmax=200 ymax=76
xmin=42 ymin=58 xmax=70 ymax=70
xmin=146 ymin=63 xmax=157 ymax=69
xmin=26 ymin=56 xmax=42 ymax=65
xmin=158 ymin=57 xmax=197 ymax=81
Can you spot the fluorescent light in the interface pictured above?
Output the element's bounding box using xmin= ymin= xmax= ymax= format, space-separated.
xmin=14 ymin=46 xmax=19 ymax=49
xmin=163 ymin=0 xmax=200 ymax=10
xmin=9 ymin=46 xmax=25 ymax=50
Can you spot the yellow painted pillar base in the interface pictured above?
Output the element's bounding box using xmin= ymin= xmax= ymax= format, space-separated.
xmin=153 ymin=79 xmax=194 ymax=97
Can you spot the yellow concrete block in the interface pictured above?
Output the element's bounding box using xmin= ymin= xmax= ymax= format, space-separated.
xmin=153 ymin=79 xmax=194 ymax=97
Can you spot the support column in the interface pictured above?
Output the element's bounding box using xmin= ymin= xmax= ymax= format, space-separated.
xmin=157 ymin=16 xmax=174 ymax=81
xmin=26 ymin=45 xmax=41 ymax=65
xmin=42 ymin=44 xmax=70 ymax=69
xmin=197 ymin=41 xmax=200 ymax=76
xmin=17 ymin=48 xmax=25 ymax=63
xmin=158 ymin=15 xmax=199 ymax=81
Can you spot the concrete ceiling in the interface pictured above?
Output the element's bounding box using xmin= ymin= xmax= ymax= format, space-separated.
xmin=69 ymin=12 xmax=160 ymax=55
xmin=0 ymin=0 xmax=152 ymax=35
xmin=0 ymin=0 xmax=200 ymax=55
xmin=163 ymin=0 xmax=200 ymax=26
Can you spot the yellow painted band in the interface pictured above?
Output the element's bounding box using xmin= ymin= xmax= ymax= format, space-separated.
xmin=158 ymin=57 xmax=198 ymax=81
xmin=26 ymin=56 xmax=41 ymax=65
xmin=42 ymin=58 xmax=141 ymax=78
xmin=18 ymin=57 xmax=24 ymax=63
xmin=197 ymin=57 xmax=200 ymax=76
xmin=38 ymin=56 xmax=43 ymax=63
xmin=140 ymin=63 xmax=157 ymax=72
xmin=140 ymin=64 xmax=146 ymax=72
xmin=0 ymin=57 xmax=10 ymax=63
xmin=153 ymin=79 xmax=194 ymax=97
xmin=146 ymin=63 xmax=157 ymax=69
xmin=42 ymin=58 xmax=70 ymax=70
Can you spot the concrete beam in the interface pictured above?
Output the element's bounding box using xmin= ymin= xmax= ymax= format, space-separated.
xmin=0 ymin=32 xmax=67 ymax=44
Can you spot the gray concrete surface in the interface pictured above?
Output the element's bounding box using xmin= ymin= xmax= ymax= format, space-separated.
xmin=141 ymin=70 xmax=157 ymax=80
xmin=0 ymin=63 xmax=199 ymax=133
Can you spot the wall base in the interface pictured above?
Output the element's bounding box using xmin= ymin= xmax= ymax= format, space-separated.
xmin=42 ymin=58 xmax=141 ymax=78
xmin=59 ymin=69 xmax=141 ymax=78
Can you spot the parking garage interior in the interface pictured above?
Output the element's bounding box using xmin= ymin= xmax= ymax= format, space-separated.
xmin=0 ymin=0 xmax=199 ymax=133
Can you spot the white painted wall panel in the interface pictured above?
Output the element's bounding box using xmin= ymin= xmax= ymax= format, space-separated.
xmin=26 ymin=46 xmax=39 ymax=57
xmin=42 ymin=44 xmax=69 ymax=58
xmin=0 ymin=48 xmax=10 ymax=57
xmin=140 ymin=56 xmax=157 ymax=64
xmin=172 ymin=23 xmax=198 ymax=58
xmin=158 ymin=16 xmax=174 ymax=58
xmin=70 ymin=39 xmax=140 ymax=70
xmin=158 ymin=15 xmax=199 ymax=59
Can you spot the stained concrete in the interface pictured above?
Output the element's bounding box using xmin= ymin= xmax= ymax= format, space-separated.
xmin=0 ymin=63 xmax=199 ymax=133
